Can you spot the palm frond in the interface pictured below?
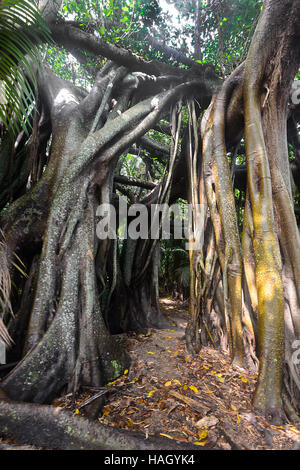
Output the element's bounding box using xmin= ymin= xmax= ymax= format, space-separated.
xmin=0 ymin=0 xmax=51 ymax=135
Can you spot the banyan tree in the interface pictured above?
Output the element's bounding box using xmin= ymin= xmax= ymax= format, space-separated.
xmin=0 ymin=0 xmax=299 ymax=449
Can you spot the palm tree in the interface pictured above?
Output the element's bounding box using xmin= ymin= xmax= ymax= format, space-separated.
xmin=0 ymin=0 xmax=50 ymax=134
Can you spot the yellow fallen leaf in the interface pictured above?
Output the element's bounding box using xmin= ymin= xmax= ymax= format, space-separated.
xmin=167 ymin=336 xmax=173 ymax=339
xmin=240 ymin=377 xmax=249 ymax=383
xmin=75 ymin=408 xmax=79 ymax=415
xmin=148 ymin=390 xmax=157 ymax=397
xmin=164 ymin=381 xmax=172 ymax=387
xmin=147 ymin=351 xmax=155 ymax=355
xmin=183 ymin=385 xmax=188 ymax=390
xmin=124 ymin=369 xmax=128 ymax=375
xmin=194 ymin=441 xmax=207 ymax=446
xmin=211 ymin=370 xmax=216 ymax=374
xmin=160 ymin=433 xmax=175 ymax=440
xmin=173 ymin=379 xmax=182 ymax=386
xmin=198 ymin=430 xmax=208 ymax=440
xmin=189 ymin=385 xmax=199 ymax=394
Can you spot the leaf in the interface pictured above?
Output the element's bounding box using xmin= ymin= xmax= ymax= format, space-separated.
xmin=173 ymin=379 xmax=182 ymax=386
xmin=196 ymin=416 xmax=219 ymax=428
xmin=198 ymin=430 xmax=208 ymax=440
xmin=189 ymin=385 xmax=199 ymax=394
xmin=194 ymin=441 xmax=207 ymax=446
xmin=124 ymin=369 xmax=129 ymax=375
xmin=160 ymin=433 xmax=175 ymax=440
xmin=164 ymin=381 xmax=172 ymax=387
xmin=147 ymin=351 xmax=155 ymax=355
xmin=240 ymin=376 xmax=249 ymax=383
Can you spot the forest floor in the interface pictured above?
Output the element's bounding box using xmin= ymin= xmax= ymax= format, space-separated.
xmin=65 ymin=297 xmax=300 ymax=450
xmin=1 ymin=297 xmax=300 ymax=450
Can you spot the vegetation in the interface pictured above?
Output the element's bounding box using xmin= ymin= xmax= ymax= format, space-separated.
xmin=0 ymin=0 xmax=299 ymax=450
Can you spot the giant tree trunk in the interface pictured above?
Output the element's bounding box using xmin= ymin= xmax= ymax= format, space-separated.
xmin=187 ymin=0 xmax=300 ymax=423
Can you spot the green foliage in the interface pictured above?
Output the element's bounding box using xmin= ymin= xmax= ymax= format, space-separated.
xmin=160 ymin=237 xmax=190 ymax=299
xmin=0 ymin=0 xmax=51 ymax=134
xmin=168 ymin=0 xmax=263 ymax=74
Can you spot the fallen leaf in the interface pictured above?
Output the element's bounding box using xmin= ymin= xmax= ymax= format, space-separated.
xmin=240 ymin=377 xmax=249 ymax=383
xmin=102 ymin=407 xmax=111 ymax=416
xmin=189 ymin=385 xmax=199 ymax=394
xmin=160 ymin=433 xmax=175 ymax=440
xmin=198 ymin=430 xmax=208 ymax=440
xmin=173 ymin=379 xmax=182 ymax=386
xmin=196 ymin=416 xmax=219 ymax=428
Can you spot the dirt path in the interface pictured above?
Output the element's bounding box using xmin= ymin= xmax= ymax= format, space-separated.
xmin=71 ymin=297 xmax=300 ymax=450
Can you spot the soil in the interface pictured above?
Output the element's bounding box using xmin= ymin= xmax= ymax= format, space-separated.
xmin=1 ymin=297 xmax=300 ymax=450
